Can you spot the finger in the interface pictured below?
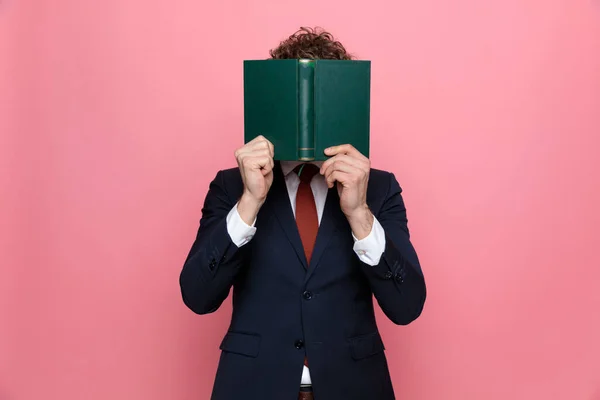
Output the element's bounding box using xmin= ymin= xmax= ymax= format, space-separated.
xmin=324 ymin=160 xmax=361 ymax=186
xmin=244 ymin=155 xmax=273 ymax=171
xmin=261 ymin=165 xmax=274 ymax=176
xmin=252 ymin=138 xmax=270 ymax=150
xmin=251 ymin=147 xmax=272 ymax=158
xmin=323 ymin=144 xmax=365 ymax=159
xmin=247 ymin=138 xmax=274 ymax=156
xmin=321 ymin=154 xmax=367 ymax=175
xmin=236 ymin=136 xmax=272 ymax=157
xmin=323 ymin=159 xmax=359 ymax=178
xmin=235 ymin=144 xmax=254 ymax=159
xmin=242 ymin=140 xmax=270 ymax=155
xmin=254 ymin=140 xmax=275 ymax=158
xmin=260 ymin=157 xmax=275 ymax=175
xmin=239 ymin=148 xmax=272 ymax=162
xmin=248 ymin=134 xmax=266 ymax=144
xmin=236 ymin=136 xmax=264 ymax=156
xmin=326 ymin=170 xmax=351 ymax=189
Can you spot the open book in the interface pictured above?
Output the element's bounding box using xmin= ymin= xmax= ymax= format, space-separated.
xmin=243 ymin=59 xmax=371 ymax=161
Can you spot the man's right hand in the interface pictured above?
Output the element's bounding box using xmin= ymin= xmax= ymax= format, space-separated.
xmin=234 ymin=135 xmax=275 ymax=225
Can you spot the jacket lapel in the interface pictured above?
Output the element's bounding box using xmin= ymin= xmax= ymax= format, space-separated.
xmin=269 ymin=162 xmax=308 ymax=269
xmin=304 ymin=186 xmax=344 ymax=283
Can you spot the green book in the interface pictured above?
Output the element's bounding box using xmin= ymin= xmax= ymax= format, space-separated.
xmin=243 ymin=59 xmax=371 ymax=161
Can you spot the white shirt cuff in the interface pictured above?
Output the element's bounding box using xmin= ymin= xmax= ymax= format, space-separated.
xmin=226 ymin=203 xmax=257 ymax=248
xmin=352 ymin=216 xmax=386 ymax=266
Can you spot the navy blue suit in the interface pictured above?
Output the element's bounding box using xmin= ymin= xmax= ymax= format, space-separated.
xmin=179 ymin=162 xmax=426 ymax=399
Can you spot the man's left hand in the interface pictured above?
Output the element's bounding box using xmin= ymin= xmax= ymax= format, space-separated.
xmin=321 ymin=144 xmax=374 ymax=239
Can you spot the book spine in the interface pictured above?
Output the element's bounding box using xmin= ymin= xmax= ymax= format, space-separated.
xmin=297 ymin=60 xmax=315 ymax=161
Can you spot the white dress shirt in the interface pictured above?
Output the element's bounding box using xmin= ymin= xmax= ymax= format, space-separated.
xmin=225 ymin=161 xmax=386 ymax=386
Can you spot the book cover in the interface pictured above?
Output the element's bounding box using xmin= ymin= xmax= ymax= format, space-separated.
xmin=243 ymin=59 xmax=371 ymax=161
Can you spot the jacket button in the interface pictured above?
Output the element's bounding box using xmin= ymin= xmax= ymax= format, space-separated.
xmin=303 ymin=291 xmax=313 ymax=300
xmin=384 ymin=271 xmax=393 ymax=279
xmin=209 ymin=259 xmax=216 ymax=270
xmin=395 ymin=272 xmax=404 ymax=283
xmin=295 ymin=340 xmax=304 ymax=349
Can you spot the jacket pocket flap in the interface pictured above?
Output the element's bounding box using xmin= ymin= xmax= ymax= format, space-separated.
xmin=349 ymin=331 xmax=385 ymax=360
xmin=219 ymin=331 xmax=261 ymax=358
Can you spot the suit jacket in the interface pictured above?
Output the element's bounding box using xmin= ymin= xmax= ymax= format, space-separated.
xmin=179 ymin=162 xmax=426 ymax=400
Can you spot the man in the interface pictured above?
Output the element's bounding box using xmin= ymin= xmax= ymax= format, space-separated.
xmin=179 ymin=27 xmax=426 ymax=400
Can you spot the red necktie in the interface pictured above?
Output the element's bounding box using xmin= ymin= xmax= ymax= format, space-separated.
xmin=294 ymin=163 xmax=319 ymax=264
xmin=293 ymin=163 xmax=319 ymax=368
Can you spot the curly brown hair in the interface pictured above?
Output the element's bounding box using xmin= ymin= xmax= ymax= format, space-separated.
xmin=269 ymin=27 xmax=352 ymax=60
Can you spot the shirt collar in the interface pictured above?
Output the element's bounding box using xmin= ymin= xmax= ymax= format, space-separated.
xmin=280 ymin=160 xmax=324 ymax=177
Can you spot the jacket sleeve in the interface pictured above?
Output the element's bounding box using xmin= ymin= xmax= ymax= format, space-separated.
xmin=179 ymin=170 xmax=248 ymax=314
xmin=359 ymin=172 xmax=427 ymax=325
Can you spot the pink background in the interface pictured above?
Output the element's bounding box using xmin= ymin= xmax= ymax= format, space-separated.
xmin=1 ymin=0 xmax=600 ymax=399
